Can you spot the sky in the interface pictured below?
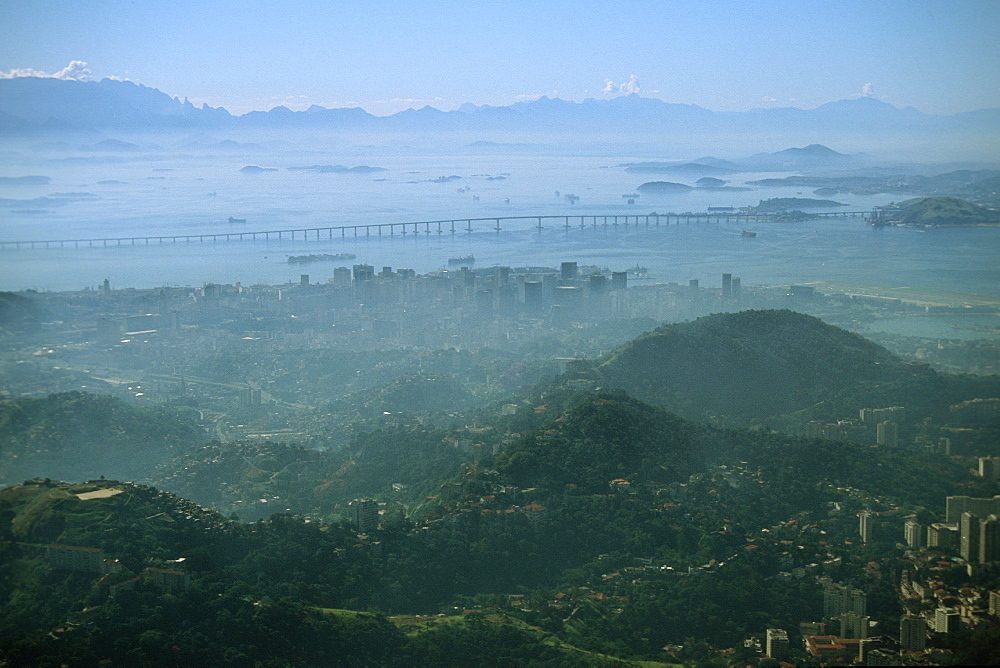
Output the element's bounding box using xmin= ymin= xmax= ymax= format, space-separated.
xmin=2 ymin=0 xmax=998 ymax=116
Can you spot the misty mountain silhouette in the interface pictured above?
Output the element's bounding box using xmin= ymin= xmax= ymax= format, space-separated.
xmin=2 ymin=77 xmax=996 ymax=140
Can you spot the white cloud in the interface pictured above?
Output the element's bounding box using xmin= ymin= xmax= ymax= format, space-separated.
xmin=602 ymin=74 xmax=642 ymax=96
xmin=850 ymin=82 xmax=877 ymax=99
xmin=0 ymin=60 xmax=92 ymax=81
xmin=761 ymin=95 xmax=777 ymax=102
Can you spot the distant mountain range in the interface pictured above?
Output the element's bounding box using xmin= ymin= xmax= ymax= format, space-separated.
xmin=1 ymin=76 xmax=997 ymax=140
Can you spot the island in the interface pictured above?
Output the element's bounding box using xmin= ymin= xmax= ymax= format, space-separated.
xmin=873 ymin=196 xmax=1000 ymax=227
xmin=636 ymin=181 xmax=694 ymax=194
xmin=753 ymin=197 xmax=846 ymax=212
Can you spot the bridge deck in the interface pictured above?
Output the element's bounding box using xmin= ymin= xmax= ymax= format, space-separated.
xmin=0 ymin=211 xmax=871 ymax=250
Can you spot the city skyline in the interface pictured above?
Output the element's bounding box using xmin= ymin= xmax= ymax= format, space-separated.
xmin=3 ymin=0 xmax=999 ymax=116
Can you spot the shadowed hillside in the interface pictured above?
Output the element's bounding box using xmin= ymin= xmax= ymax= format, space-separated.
xmin=597 ymin=310 xmax=997 ymax=426
xmin=0 ymin=392 xmax=207 ymax=485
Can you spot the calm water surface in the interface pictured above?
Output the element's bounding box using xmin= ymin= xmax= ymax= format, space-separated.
xmin=1 ymin=151 xmax=997 ymax=295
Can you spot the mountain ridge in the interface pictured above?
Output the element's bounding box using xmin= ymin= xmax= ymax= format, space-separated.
xmin=2 ymin=77 xmax=997 ymax=140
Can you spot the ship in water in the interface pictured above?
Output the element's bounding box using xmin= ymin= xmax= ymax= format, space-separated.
xmin=286 ymin=253 xmax=357 ymax=264
xmin=448 ymin=255 xmax=475 ymax=267
xmin=627 ymin=264 xmax=652 ymax=279
xmin=228 ymin=217 xmax=247 ymax=223
xmin=741 ymin=230 xmax=757 ymax=237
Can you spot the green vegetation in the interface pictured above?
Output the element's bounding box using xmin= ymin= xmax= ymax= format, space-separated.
xmin=597 ymin=310 xmax=997 ymax=428
xmin=884 ymin=196 xmax=999 ymax=226
xmin=3 ymin=386 xmax=996 ymax=664
xmin=1 ymin=310 xmax=998 ymax=664
xmin=635 ymin=181 xmax=693 ymax=193
xmin=0 ymin=392 xmax=207 ymax=485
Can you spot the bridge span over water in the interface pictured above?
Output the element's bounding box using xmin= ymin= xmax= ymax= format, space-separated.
xmin=0 ymin=210 xmax=873 ymax=250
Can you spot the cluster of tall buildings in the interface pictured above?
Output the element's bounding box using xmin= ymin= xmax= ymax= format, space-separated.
xmin=903 ymin=495 xmax=1000 ymax=564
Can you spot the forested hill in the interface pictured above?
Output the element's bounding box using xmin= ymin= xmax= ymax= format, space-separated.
xmin=887 ymin=196 xmax=1000 ymax=226
xmin=0 ymin=392 xmax=207 ymax=485
xmin=597 ymin=309 xmax=998 ymax=427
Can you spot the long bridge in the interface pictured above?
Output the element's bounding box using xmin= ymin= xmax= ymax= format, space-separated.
xmin=0 ymin=210 xmax=873 ymax=250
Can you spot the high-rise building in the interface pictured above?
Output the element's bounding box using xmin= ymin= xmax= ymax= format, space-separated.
xmin=859 ymin=510 xmax=873 ymax=543
xmin=560 ymin=261 xmax=578 ymax=281
xmin=979 ymin=457 xmax=1000 ymax=481
xmin=722 ymin=273 xmax=732 ymax=298
xmin=945 ymin=495 xmax=1000 ymax=524
xmin=522 ymin=280 xmax=543 ymax=310
xmin=876 ymin=421 xmax=899 ymax=447
xmin=989 ymin=590 xmax=1000 ymax=617
xmin=352 ymin=264 xmax=375 ymax=282
xmin=765 ymin=628 xmax=789 ymax=661
xmin=839 ymin=612 xmax=869 ymax=639
xmin=350 ymin=498 xmax=379 ymax=533
xmin=300 ymin=274 xmax=309 ymax=286
xmin=979 ymin=514 xmax=1000 ymax=563
xmin=333 ymin=266 xmax=351 ymax=286
xmin=960 ymin=512 xmax=981 ymax=562
xmin=934 ymin=607 xmax=960 ymax=634
xmin=823 ymin=583 xmax=867 ymax=617
xmin=905 ymin=518 xmax=925 ymax=549
xmin=588 ymin=273 xmax=607 ymax=295
xmin=731 ymin=276 xmax=741 ymax=298
xmin=926 ymin=523 xmax=959 ymax=550
xmin=476 ymin=289 xmax=494 ymax=314
xmin=611 ymin=271 xmax=627 ymax=290
xmin=899 ymin=615 xmax=926 ymax=651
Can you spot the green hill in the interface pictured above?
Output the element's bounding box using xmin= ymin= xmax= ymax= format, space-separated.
xmin=0 ymin=291 xmax=45 ymax=337
xmin=0 ymin=478 xmax=643 ymax=666
xmin=597 ymin=310 xmax=996 ymax=426
xmin=0 ymin=392 xmax=207 ymax=486
xmin=887 ymin=196 xmax=999 ymax=226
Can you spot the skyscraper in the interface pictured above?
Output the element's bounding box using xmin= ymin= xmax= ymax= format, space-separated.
xmin=765 ymin=628 xmax=788 ymax=661
xmin=350 ymin=498 xmax=379 ymax=533
xmin=934 ymin=608 xmax=960 ymax=634
xmin=899 ymin=615 xmax=926 ymax=651
xmin=979 ymin=514 xmax=1000 ymax=563
xmin=904 ymin=518 xmax=925 ymax=549
xmin=960 ymin=512 xmax=981 ymax=562
xmin=859 ymin=510 xmax=873 ymax=543
xmin=560 ymin=261 xmax=577 ymax=281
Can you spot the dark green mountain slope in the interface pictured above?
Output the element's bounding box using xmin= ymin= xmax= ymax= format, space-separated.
xmin=0 ymin=392 xmax=207 ymax=485
xmin=889 ymin=196 xmax=999 ymax=226
xmin=598 ymin=310 xmax=997 ymax=426
xmin=0 ymin=479 xmax=636 ymax=666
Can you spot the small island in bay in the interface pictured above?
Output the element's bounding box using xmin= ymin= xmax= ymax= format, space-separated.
xmin=240 ymin=165 xmax=279 ymax=174
xmin=753 ymin=197 xmax=846 ymax=212
xmin=636 ymin=181 xmax=694 ymax=194
xmin=873 ymin=196 xmax=1000 ymax=227
xmin=0 ymin=175 xmax=51 ymax=186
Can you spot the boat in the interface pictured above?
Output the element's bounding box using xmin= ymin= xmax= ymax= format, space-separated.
xmin=448 ymin=255 xmax=475 ymax=267
xmin=228 ymin=217 xmax=247 ymax=223
xmin=741 ymin=230 xmax=757 ymax=237
xmin=286 ymin=253 xmax=357 ymax=264
xmin=627 ymin=264 xmax=651 ymax=278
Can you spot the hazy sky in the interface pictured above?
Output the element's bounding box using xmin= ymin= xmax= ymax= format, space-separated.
xmin=2 ymin=0 xmax=998 ymax=116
